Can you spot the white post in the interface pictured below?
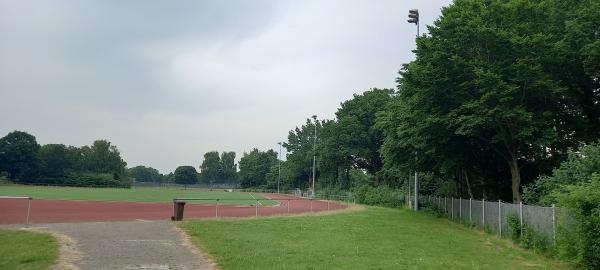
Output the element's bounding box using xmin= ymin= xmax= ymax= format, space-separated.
xmin=444 ymin=197 xmax=447 ymax=214
xmin=469 ymin=198 xmax=472 ymax=224
xmin=414 ymin=171 xmax=418 ymax=211
xmin=26 ymin=197 xmax=32 ymax=226
xmin=459 ymin=198 xmax=462 ymax=219
xmin=255 ymin=199 xmax=258 ymax=217
xmin=552 ymin=204 xmax=556 ymax=244
xmin=482 ymin=199 xmax=485 ymax=228
xmin=215 ymin=199 xmax=219 ymax=218
xmin=519 ymin=201 xmax=523 ymax=229
xmin=498 ymin=200 xmax=502 ymax=237
xmin=451 ymin=198 xmax=454 ymax=219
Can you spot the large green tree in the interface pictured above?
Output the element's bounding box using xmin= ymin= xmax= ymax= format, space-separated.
xmin=379 ymin=0 xmax=599 ymax=202
xmin=80 ymin=140 xmax=127 ymax=175
xmin=39 ymin=144 xmax=73 ymax=178
xmin=174 ymin=166 xmax=198 ymax=186
xmin=220 ymin=151 xmax=237 ymax=183
xmin=319 ymin=88 xmax=393 ymax=187
xmin=200 ymin=151 xmax=221 ymax=184
xmin=238 ymin=148 xmax=278 ymax=188
xmin=0 ymin=131 xmax=40 ymax=180
xmin=283 ymin=118 xmax=322 ymax=189
xmin=128 ymin=165 xmax=163 ymax=182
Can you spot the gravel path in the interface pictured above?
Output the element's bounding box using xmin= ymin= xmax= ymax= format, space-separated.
xmin=33 ymin=220 xmax=215 ymax=270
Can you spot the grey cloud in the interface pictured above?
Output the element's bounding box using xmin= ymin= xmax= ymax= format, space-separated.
xmin=1 ymin=0 xmax=452 ymax=172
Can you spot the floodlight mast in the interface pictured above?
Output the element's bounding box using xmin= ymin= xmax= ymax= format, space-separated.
xmin=311 ymin=115 xmax=317 ymax=198
xmin=408 ymin=9 xmax=420 ymax=211
xmin=278 ymin=142 xmax=282 ymax=193
xmin=407 ymin=9 xmax=420 ymax=36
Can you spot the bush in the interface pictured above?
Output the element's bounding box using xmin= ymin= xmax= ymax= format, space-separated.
xmin=21 ymin=173 xmax=130 ymax=188
xmin=524 ymin=141 xmax=600 ymax=205
xmin=555 ymin=174 xmax=600 ymax=269
xmin=506 ymin=214 xmax=550 ymax=254
xmin=352 ymin=184 xmax=404 ymax=207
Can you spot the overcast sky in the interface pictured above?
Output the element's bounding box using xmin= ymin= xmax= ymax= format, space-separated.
xmin=0 ymin=0 xmax=452 ymax=173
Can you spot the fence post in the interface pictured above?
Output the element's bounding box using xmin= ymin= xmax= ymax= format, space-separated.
xmin=451 ymin=198 xmax=454 ymax=219
xmin=519 ymin=201 xmax=523 ymax=229
xmin=26 ymin=197 xmax=32 ymax=226
xmin=552 ymin=204 xmax=556 ymax=245
xmin=215 ymin=199 xmax=219 ymax=218
xmin=459 ymin=198 xmax=462 ymax=219
xmin=469 ymin=198 xmax=472 ymax=224
xmin=255 ymin=199 xmax=258 ymax=217
xmin=482 ymin=199 xmax=485 ymax=228
xmin=444 ymin=197 xmax=447 ymax=214
xmin=498 ymin=200 xmax=502 ymax=237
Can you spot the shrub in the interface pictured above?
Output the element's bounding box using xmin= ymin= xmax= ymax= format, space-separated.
xmin=352 ymin=184 xmax=404 ymax=207
xmin=523 ymin=141 xmax=600 ymax=205
xmin=555 ymin=174 xmax=600 ymax=269
xmin=506 ymin=214 xmax=550 ymax=254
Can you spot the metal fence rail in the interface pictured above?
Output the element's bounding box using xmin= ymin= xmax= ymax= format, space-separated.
xmin=0 ymin=196 xmax=32 ymax=225
xmin=422 ymin=195 xmax=558 ymax=243
xmin=172 ymin=196 xmax=353 ymax=220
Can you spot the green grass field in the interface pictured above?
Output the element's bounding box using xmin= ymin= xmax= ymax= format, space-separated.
xmin=0 ymin=229 xmax=58 ymax=270
xmin=179 ymin=207 xmax=572 ymax=270
xmin=0 ymin=185 xmax=276 ymax=206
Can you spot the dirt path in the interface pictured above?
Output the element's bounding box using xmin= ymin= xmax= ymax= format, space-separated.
xmin=34 ymin=220 xmax=216 ymax=270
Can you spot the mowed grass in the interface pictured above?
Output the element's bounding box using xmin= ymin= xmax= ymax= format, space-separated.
xmin=179 ymin=207 xmax=571 ymax=270
xmin=0 ymin=185 xmax=276 ymax=206
xmin=0 ymin=229 xmax=58 ymax=270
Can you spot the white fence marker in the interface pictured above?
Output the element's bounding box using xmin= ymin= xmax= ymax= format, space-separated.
xmin=482 ymin=198 xmax=485 ymax=228
xmin=498 ymin=200 xmax=502 ymax=237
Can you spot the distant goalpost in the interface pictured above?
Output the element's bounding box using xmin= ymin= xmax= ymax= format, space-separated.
xmin=0 ymin=196 xmax=32 ymax=225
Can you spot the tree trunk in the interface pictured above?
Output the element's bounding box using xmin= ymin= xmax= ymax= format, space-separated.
xmin=507 ymin=155 xmax=522 ymax=202
xmin=463 ymin=169 xmax=474 ymax=199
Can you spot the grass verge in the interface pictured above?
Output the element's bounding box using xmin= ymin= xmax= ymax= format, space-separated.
xmin=0 ymin=229 xmax=58 ymax=270
xmin=179 ymin=207 xmax=572 ymax=270
xmin=0 ymin=185 xmax=276 ymax=206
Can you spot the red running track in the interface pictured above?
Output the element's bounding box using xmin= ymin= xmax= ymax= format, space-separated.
xmin=0 ymin=193 xmax=349 ymax=224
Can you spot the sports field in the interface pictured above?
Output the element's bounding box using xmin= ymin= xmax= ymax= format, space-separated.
xmin=179 ymin=207 xmax=572 ymax=270
xmin=0 ymin=229 xmax=58 ymax=270
xmin=0 ymin=184 xmax=276 ymax=206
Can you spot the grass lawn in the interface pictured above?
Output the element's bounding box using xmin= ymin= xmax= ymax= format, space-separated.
xmin=0 ymin=229 xmax=58 ymax=270
xmin=179 ymin=207 xmax=571 ymax=270
xmin=0 ymin=185 xmax=276 ymax=206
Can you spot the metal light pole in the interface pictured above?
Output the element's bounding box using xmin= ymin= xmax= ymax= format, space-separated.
xmin=311 ymin=115 xmax=317 ymax=197
xmin=278 ymin=142 xmax=282 ymax=193
xmin=408 ymin=9 xmax=419 ymax=36
xmin=408 ymin=9 xmax=420 ymax=211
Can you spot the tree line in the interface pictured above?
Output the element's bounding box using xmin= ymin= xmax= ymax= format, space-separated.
xmin=0 ymin=131 xmax=129 ymax=187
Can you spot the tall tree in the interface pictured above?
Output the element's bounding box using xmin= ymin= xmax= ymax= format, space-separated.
xmin=238 ymin=148 xmax=278 ymax=188
xmin=0 ymin=131 xmax=40 ymax=181
xmin=128 ymin=165 xmax=163 ymax=182
xmin=200 ymin=151 xmax=221 ymax=184
xmin=319 ymin=88 xmax=393 ymax=187
xmin=283 ymin=118 xmax=322 ymax=189
xmin=220 ymin=151 xmax=237 ymax=183
xmin=81 ymin=140 xmax=127 ymax=175
xmin=39 ymin=144 xmax=72 ymax=177
xmin=379 ymin=0 xmax=597 ymax=202
xmin=174 ymin=166 xmax=198 ymax=186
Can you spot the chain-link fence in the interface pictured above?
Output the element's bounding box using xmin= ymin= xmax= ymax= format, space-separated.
xmin=421 ymin=196 xmax=559 ymax=243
